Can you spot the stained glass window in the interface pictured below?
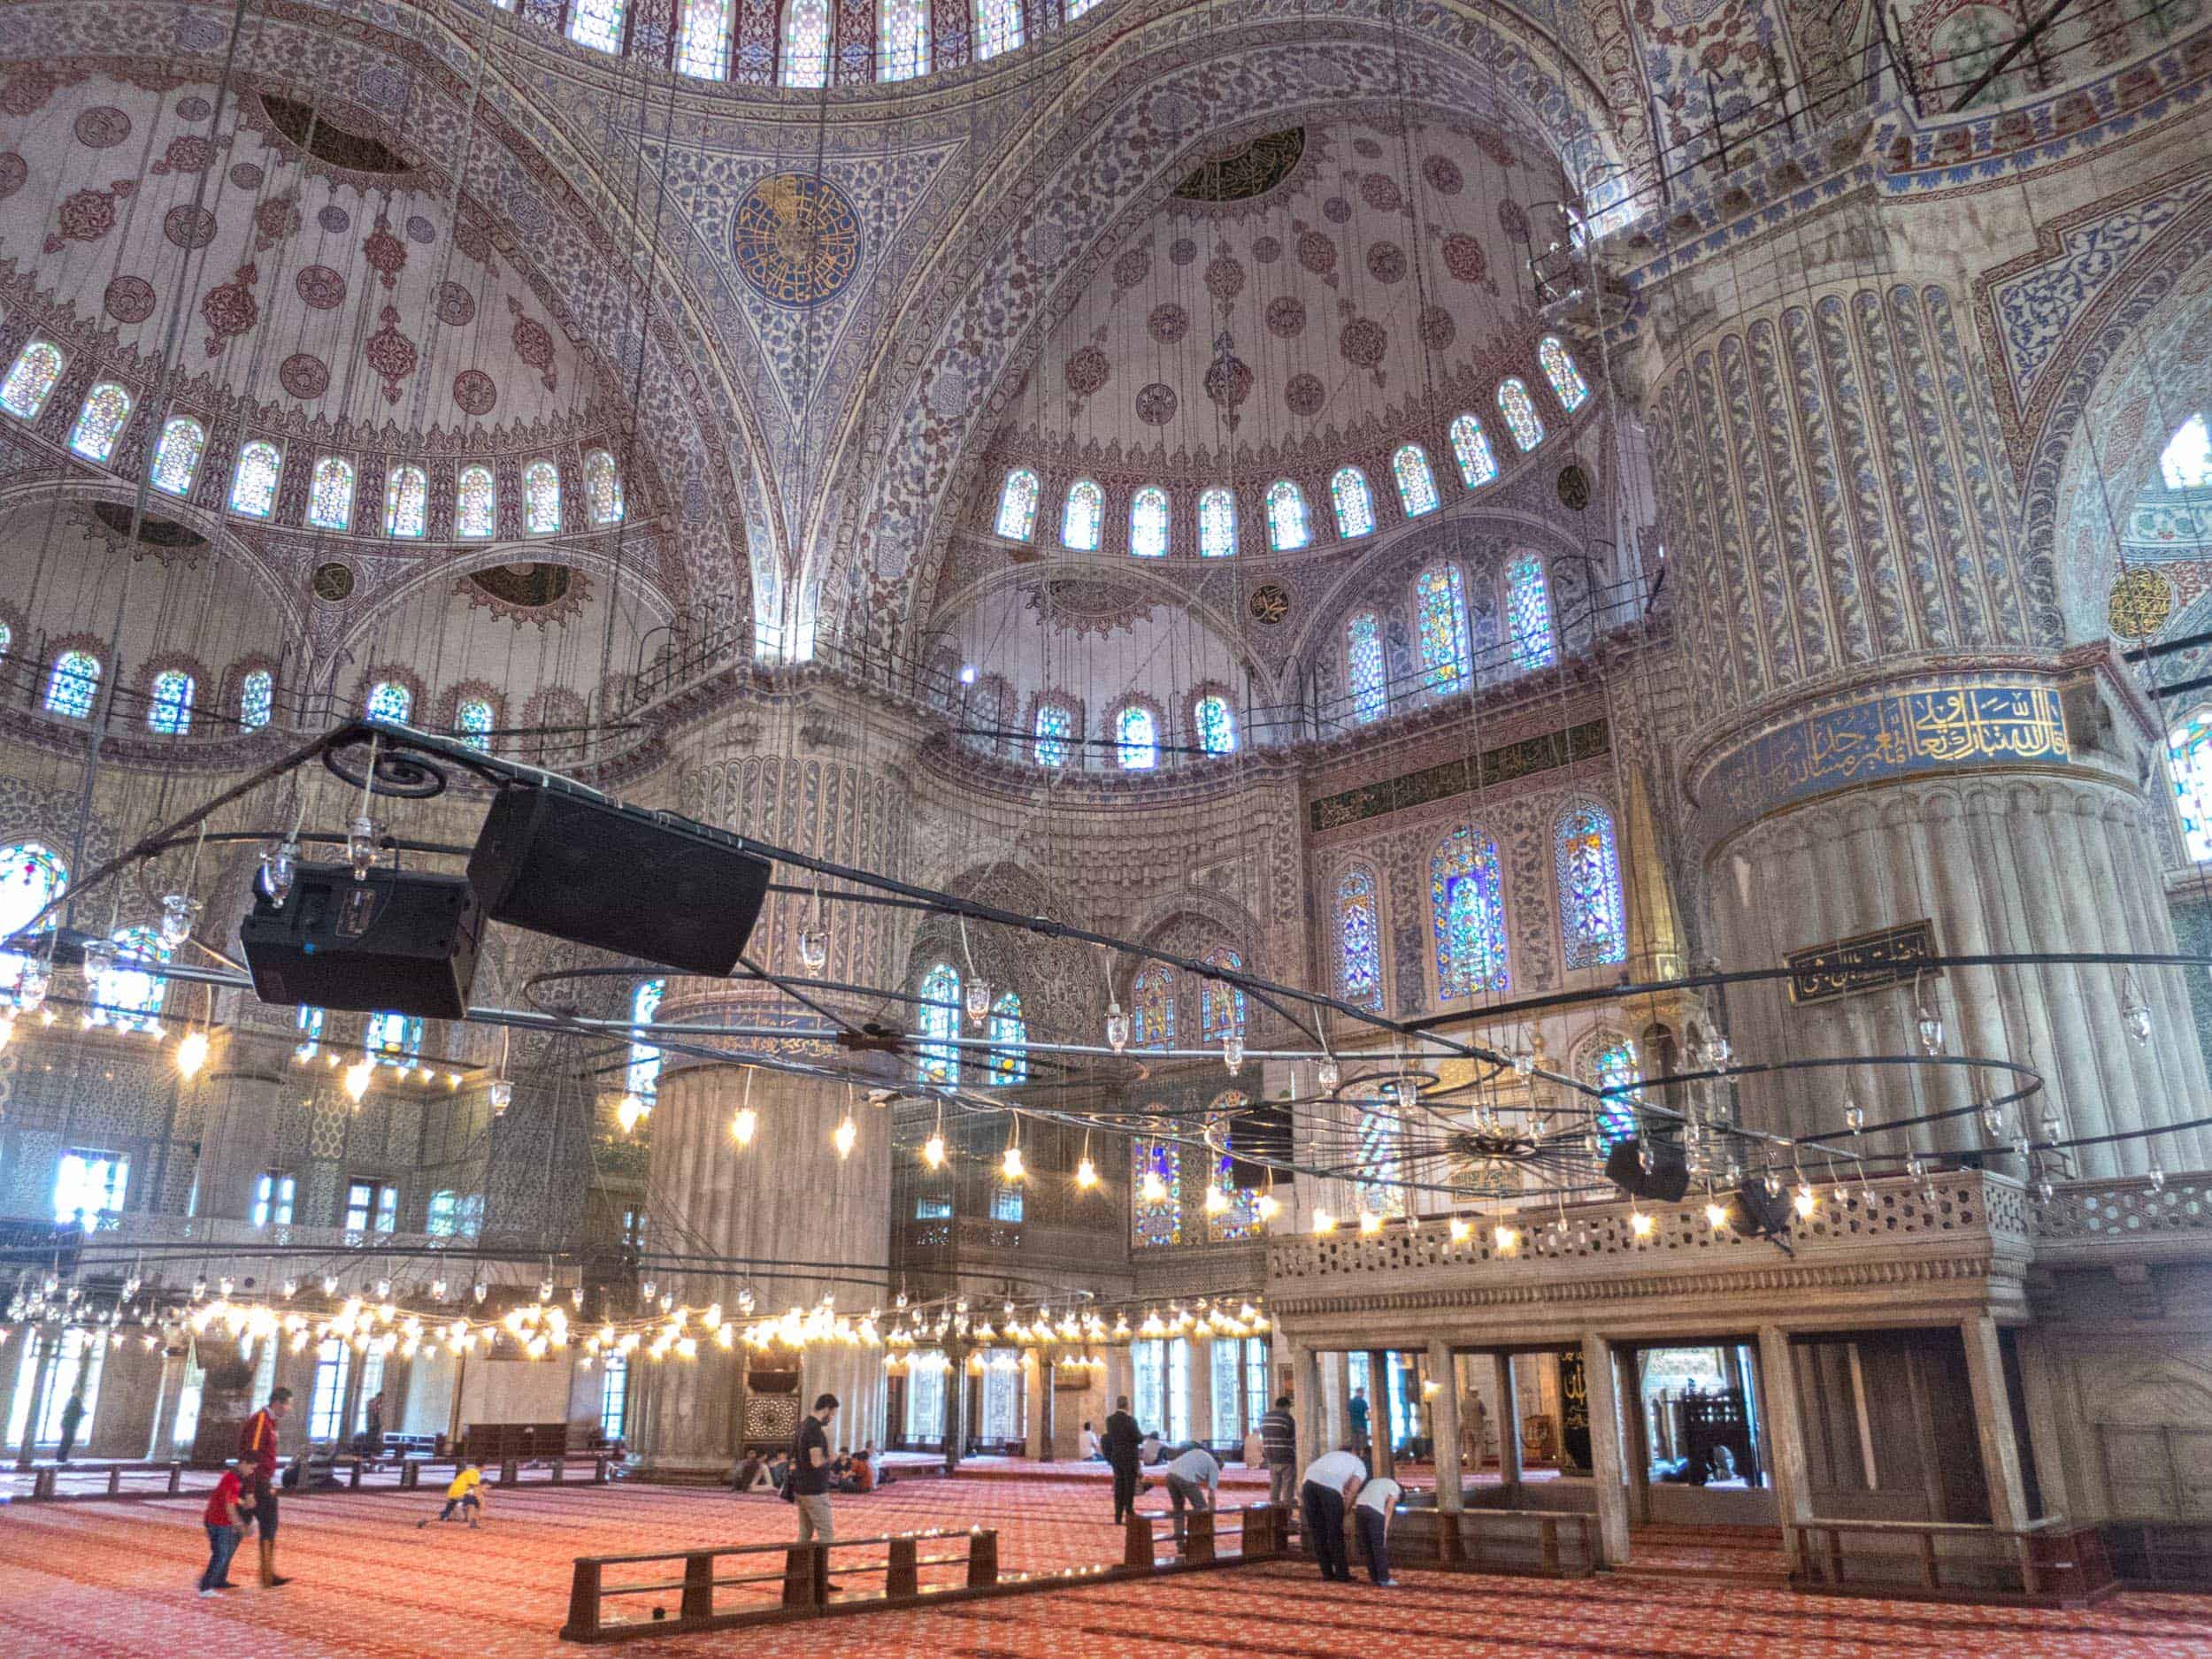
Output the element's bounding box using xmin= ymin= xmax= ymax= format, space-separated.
xmin=1198 ymin=487 xmax=1237 ymax=557
xmin=1033 ymin=700 xmax=1073 ymax=767
xmin=1330 ymin=466 xmax=1376 ymax=537
xmin=1539 ymin=335 xmax=1590 ymax=413
xmin=149 ymin=670 xmax=195 ymax=734
xmin=975 ymin=0 xmax=1023 ymax=58
xmin=0 ymin=622 xmax=10 ymax=659
xmin=1130 ymin=486 xmax=1170 ymax=557
xmin=1506 ymin=554 xmax=1555 ymax=668
xmin=69 ymin=383 xmax=132 ymax=462
xmin=1133 ymin=964 xmax=1174 ymax=1048
xmin=309 ymin=457 xmax=355 ymax=530
xmin=1132 ymin=1140 xmax=1181 ymax=1248
xmin=1497 ymin=378 xmax=1545 ymax=451
xmin=1416 ymin=564 xmax=1472 ymax=694
xmin=585 ymin=449 xmax=624 ymax=525
xmin=2170 ymin=713 xmax=2212 ymax=860
xmin=1117 ymin=703 xmax=1157 ymax=770
xmin=296 ymin=1005 xmax=325 ymax=1054
xmin=1392 ymin=443 xmax=1440 ymax=517
xmin=1194 ymin=695 xmax=1235 ymax=755
xmin=677 ymin=0 xmax=730 ymax=76
xmin=44 ymin=651 xmax=100 ymax=718
xmin=626 ymin=979 xmax=664 ymax=1100
xmin=1336 ymin=864 xmax=1380 ymax=1008
xmin=385 ymin=466 xmax=427 ymax=537
xmin=1061 ymin=479 xmax=1102 ymax=549
xmin=1265 ymin=480 xmax=1310 ymax=550
xmin=0 ymin=843 xmax=67 ymax=1003
xmin=1209 ymin=1129 xmax=1261 ymax=1244
xmin=0 ymin=342 xmax=61 ymax=419
xmin=1449 ymin=413 xmax=1499 ymax=488
xmin=229 ymin=441 xmax=280 ymax=517
xmin=2164 ymin=413 xmax=2212 ymax=490
xmin=524 ymin=460 xmax=562 ymax=534
xmin=1348 ymin=612 xmax=1386 ymax=725
xmin=988 ymin=990 xmax=1026 ymax=1085
xmin=917 ymin=962 xmax=959 ymax=1086
xmin=93 ymin=927 xmax=169 ymax=1033
xmin=1431 ymin=826 xmax=1509 ymax=1000
xmin=1353 ymin=1087 xmax=1407 ymax=1217
xmin=365 ymin=1010 xmax=424 ymax=1064
xmin=780 ymin=0 xmax=829 ymax=86
xmin=1593 ymin=1038 xmax=1639 ymax=1146
xmin=366 ymin=680 xmax=412 ymax=722
xmin=1066 ymin=0 xmax=1102 ymax=14
xmin=569 ymin=0 xmax=626 ymax=52
xmin=1200 ymin=948 xmax=1245 ymax=1042
xmin=879 ymin=0 xmax=927 ymax=78
xmin=151 ymin=418 xmax=205 ymax=496
xmin=996 ymin=468 xmax=1040 ymax=540
xmin=457 ymin=465 xmax=496 ymax=538
xmin=457 ymin=698 xmax=495 ymax=749
xmin=1555 ymin=803 xmax=1628 ymax=968
xmin=240 ymin=670 xmax=273 ymax=731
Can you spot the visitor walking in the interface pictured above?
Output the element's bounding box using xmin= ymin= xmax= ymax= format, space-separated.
xmin=1354 ymin=1469 xmax=1402 ymax=1586
xmin=1102 ymin=1395 xmax=1142 ymax=1525
xmin=56 ymin=1387 xmax=85 ymax=1463
xmin=239 ymin=1385 xmax=294 ymax=1587
xmin=1161 ymin=1444 xmax=1219 ymax=1546
xmin=197 ymin=1455 xmax=257 ymax=1595
xmin=791 ymin=1393 xmax=840 ymax=1552
xmin=1258 ymin=1394 xmax=1298 ymax=1507
xmin=1299 ymin=1448 xmax=1366 ymax=1583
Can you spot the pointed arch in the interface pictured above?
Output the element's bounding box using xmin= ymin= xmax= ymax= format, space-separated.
xmin=68 ymin=383 xmax=132 ymax=462
xmin=995 ymin=467 xmax=1039 ymax=540
xmin=1335 ymin=863 xmax=1382 ymax=1009
xmin=1555 ymin=802 xmax=1628 ymax=968
xmin=1449 ymin=413 xmax=1499 ymax=488
xmin=1061 ymin=478 xmax=1103 ymax=549
xmin=1266 ymin=480 xmax=1310 ymax=550
xmin=1330 ymin=465 xmax=1375 ymax=537
xmin=151 ymin=417 xmax=206 ymax=496
xmin=1415 ymin=563 xmax=1472 ymax=694
xmin=229 ymin=440 xmax=281 ymax=518
xmin=917 ymin=961 xmax=959 ymax=1085
xmin=0 ymin=342 xmax=62 ymax=419
xmin=1431 ymin=826 xmax=1508 ymax=1000
xmin=1130 ymin=485 xmax=1171 ymax=557
xmin=1393 ymin=444 xmax=1440 ymax=516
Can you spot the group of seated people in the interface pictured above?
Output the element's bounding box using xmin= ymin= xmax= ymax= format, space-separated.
xmin=730 ymin=1442 xmax=888 ymax=1495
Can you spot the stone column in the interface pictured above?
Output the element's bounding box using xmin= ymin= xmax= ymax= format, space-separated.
xmin=1755 ymin=1326 xmax=1815 ymax=1570
xmin=193 ymin=1033 xmax=294 ymax=1225
xmin=1187 ymin=1338 xmax=1213 ymax=1448
xmin=1294 ymin=1343 xmax=1322 ymax=1472
xmin=1366 ymin=1350 xmax=1394 ymax=1481
xmin=1961 ymin=1316 xmax=2031 ymax=1531
xmin=87 ymin=1340 xmax=166 ymax=1460
xmin=1494 ymin=1353 xmax=1524 ymax=1499
xmin=1428 ymin=1340 xmax=1462 ymax=1512
xmin=1579 ymin=1333 xmax=1631 ymax=1567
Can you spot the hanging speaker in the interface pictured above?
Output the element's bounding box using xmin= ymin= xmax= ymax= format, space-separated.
xmin=241 ymin=864 xmax=480 ymax=1019
xmin=466 ymin=786 xmax=772 ymax=977
xmin=1229 ymin=1103 xmax=1294 ymax=1188
xmin=1732 ymin=1177 xmax=1795 ymax=1240
xmin=1603 ymin=1135 xmax=1691 ymax=1202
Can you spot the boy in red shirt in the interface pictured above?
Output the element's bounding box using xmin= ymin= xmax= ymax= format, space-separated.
xmin=199 ymin=1455 xmax=257 ymax=1595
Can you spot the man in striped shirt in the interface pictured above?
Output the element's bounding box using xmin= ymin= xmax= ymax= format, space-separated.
xmin=1258 ymin=1395 xmax=1298 ymax=1508
xmin=238 ymin=1386 xmax=293 ymax=1587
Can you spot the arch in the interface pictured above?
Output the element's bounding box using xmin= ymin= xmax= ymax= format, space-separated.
xmin=1130 ymin=485 xmax=1171 ymax=557
xmin=781 ymin=0 xmax=831 ymax=85
xmin=308 ymin=457 xmax=356 ymax=530
xmin=1330 ymin=465 xmax=1376 ymax=538
xmin=148 ymin=669 xmax=196 ymax=734
xmin=584 ymin=449 xmax=626 ymax=525
xmin=0 ymin=841 xmax=67 ymax=1002
xmin=677 ymin=0 xmax=731 ymax=77
xmin=43 ymin=649 xmax=101 ymax=718
xmin=1335 ymin=862 xmax=1383 ymax=1009
xmin=0 ymin=342 xmax=62 ymax=419
xmin=1132 ymin=962 xmax=1175 ymax=1048
xmin=1061 ymin=478 xmax=1103 ymax=549
xmin=229 ymin=440 xmax=281 ymax=518
xmin=1431 ymin=826 xmax=1508 ymax=1000
xmin=1266 ymin=480 xmax=1310 ymax=551
xmin=881 ymin=0 xmax=929 ymax=80
xmin=1449 ymin=412 xmax=1499 ymax=488
xmin=1539 ymin=335 xmax=1589 ymax=413
xmin=1033 ymin=697 xmax=1076 ymax=766
xmin=1198 ymin=486 xmax=1237 ymax=557
xmin=456 ymin=465 xmax=495 ymax=537
xmin=1192 ymin=692 xmax=1235 ymax=755
xmin=995 ymin=467 xmax=1040 ymax=540
xmin=1497 ymin=377 xmax=1545 ymax=451
xmin=1132 ymin=1137 xmax=1181 ymax=1247
xmin=151 ymin=418 xmax=206 ymax=497
xmin=1555 ymin=800 xmax=1628 ymax=968
xmin=385 ymin=465 xmax=427 ymax=538
xmin=626 ymin=978 xmax=665 ymax=1099
xmin=1200 ymin=946 xmax=1245 ymax=1042
xmin=68 ymin=383 xmax=132 ymax=463
xmin=1347 ymin=611 xmax=1386 ymax=725
xmin=917 ymin=961 xmax=960 ymax=1085
xmin=366 ymin=679 xmax=413 ymax=722
xmin=239 ymin=668 xmax=274 ymax=732
xmin=456 ymin=696 xmax=496 ymax=749
xmin=987 ymin=989 xmax=1026 ymax=1084
xmin=524 ymin=459 xmax=563 ymax=534
xmin=1115 ymin=701 xmax=1159 ymax=769
xmin=1394 ymin=444 xmax=1440 ymax=517
xmin=1415 ymin=563 xmax=1471 ymax=694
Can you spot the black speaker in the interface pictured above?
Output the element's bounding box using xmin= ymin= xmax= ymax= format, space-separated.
xmin=1732 ymin=1177 xmax=1795 ymax=1240
xmin=1229 ymin=1103 xmax=1294 ymax=1188
xmin=466 ymin=786 xmax=772 ymax=977
xmin=241 ymin=864 xmax=480 ymax=1018
xmin=1604 ymin=1135 xmax=1691 ymax=1202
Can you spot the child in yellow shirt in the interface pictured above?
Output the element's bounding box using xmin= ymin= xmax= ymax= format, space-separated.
xmin=417 ymin=1461 xmax=488 ymax=1530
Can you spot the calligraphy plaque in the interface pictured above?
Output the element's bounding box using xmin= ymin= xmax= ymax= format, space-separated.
xmin=1556 ymin=1348 xmax=1592 ymax=1473
xmin=1786 ymin=919 xmax=1940 ymax=1005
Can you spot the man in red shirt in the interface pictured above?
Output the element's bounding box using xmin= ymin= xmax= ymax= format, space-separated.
xmin=239 ymin=1386 xmax=293 ymax=1587
xmin=198 ymin=1455 xmax=257 ymax=1594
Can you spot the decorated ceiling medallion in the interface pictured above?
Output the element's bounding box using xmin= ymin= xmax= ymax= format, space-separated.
xmin=1248 ymin=583 xmax=1291 ymax=626
xmin=731 ymin=173 xmax=862 ymax=308
xmin=311 ymin=561 xmax=357 ymax=602
xmin=1172 ymin=128 xmax=1306 ymax=203
xmin=2108 ymin=565 xmax=2174 ymax=641
xmin=258 ymin=91 xmax=411 ymax=174
xmin=1556 ymin=462 xmax=1592 ymax=511
xmin=1025 ymin=578 xmax=1155 ymax=639
xmin=466 ymin=562 xmax=574 ymax=610
xmin=88 ymin=502 xmax=206 ymax=552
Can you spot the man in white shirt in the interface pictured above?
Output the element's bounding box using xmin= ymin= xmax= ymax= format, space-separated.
xmin=1354 ymin=1471 xmax=1403 ymax=1586
xmin=1080 ymin=1421 xmax=1102 ymax=1461
xmin=1298 ymin=1448 xmax=1366 ymax=1582
xmin=1162 ymin=1445 xmax=1220 ymax=1547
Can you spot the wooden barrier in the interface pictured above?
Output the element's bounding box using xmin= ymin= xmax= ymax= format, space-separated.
xmin=1 ymin=1452 xmax=608 ymax=1506
xmin=1340 ymin=1503 xmax=1599 ymax=1579
xmin=1789 ymin=1519 xmax=2116 ymax=1607
xmin=2101 ymin=1518 xmax=2212 ymax=1590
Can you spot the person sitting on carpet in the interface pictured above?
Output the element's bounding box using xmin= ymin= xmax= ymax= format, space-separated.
xmin=830 ymin=1447 xmax=876 ymax=1494
xmin=417 ymin=1460 xmax=488 ymax=1529
xmin=1080 ymin=1421 xmax=1102 ymax=1461
xmin=730 ymin=1455 xmax=776 ymax=1494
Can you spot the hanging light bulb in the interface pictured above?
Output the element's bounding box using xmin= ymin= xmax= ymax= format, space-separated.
xmin=2121 ymin=973 xmax=2152 ymax=1044
xmin=798 ymin=924 xmax=828 ymax=973
xmin=473 ymin=1281 xmax=488 ymax=1303
xmin=158 ymin=893 xmax=201 ymax=949
xmin=1763 ymin=1171 xmax=1783 ymax=1196
xmin=966 ymin=977 xmax=994 ymax=1023
xmin=487 ymin=1078 xmax=514 ymax=1117
xmin=1916 ymin=1003 xmax=1945 ymax=1056
xmin=346 ymin=815 xmax=378 ymax=882
xmin=572 ymin=1286 xmax=585 ymax=1310
xmin=1316 ymin=1055 xmax=1340 ymax=1093
xmin=175 ymin=1028 xmax=211 ymax=1079
xmin=1311 ymin=1210 xmax=1335 ymax=1234
xmin=731 ymin=1106 xmax=757 ymax=1146
xmin=1843 ymin=1098 xmax=1865 ymax=1133
xmin=1980 ymin=1099 xmax=2006 ymax=1139
xmin=191 ymin=1275 xmax=208 ymax=1301
xmin=430 ymin=1278 xmax=447 ymax=1301
xmin=343 ymin=1058 xmax=374 ymax=1103
xmin=15 ymin=959 xmax=47 ymax=1015
xmin=261 ymin=836 xmax=298 ymax=905
xmin=1395 ymin=1076 xmax=1418 ymax=1110
xmin=1493 ymin=1223 xmax=1519 ymax=1253
xmin=321 ymin=1274 xmax=338 ymax=1296
xmin=1705 ymin=1200 xmax=1730 ymax=1231
xmin=641 ymin=1279 xmax=657 ymax=1302
xmin=833 ymin=1115 xmax=857 ymax=1159
xmin=1105 ymin=1000 xmax=1129 ymax=1054
xmin=1793 ymin=1181 xmax=1818 ymax=1217
xmin=538 ymin=1278 xmax=555 ymax=1303
xmin=1140 ymin=1164 xmax=1168 ymax=1204
xmin=81 ymin=935 xmax=116 ymax=979
xmin=1358 ymin=1210 xmax=1383 ymax=1235
xmin=281 ymin=1278 xmax=298 ymax=1299
xmin=1204 ymin=1184 xmax=1229 ymax=1216
xmin=1001 ymin=1141 xmax=1025 ymax=1182
xmin=1223 ymin=1032 xmax=1245 ymax=1077
xmin=1074 ymin=1156 xmax=1098 ymax=1190
xmin=1511 ymin=1046 xmax=1536 ymax=1079
xmin=1629 ymin=1210 xmax=1654 ymax=1238
xmin=921 ymin=1129 xmax=945 ymax=1168
xmin=616 ymin=1093 xmax=647 ymax=1133
xmin=2040 ymin=1106 xmax=2063 ymax=1143
xmin=2147 ymin=1158 xmax=2166 ymax=1192
xmin=1255 ymin=1191 xmax=1281 ymax=1224
xmin=1448 ymin=1217 xmax=1471 ymax=1242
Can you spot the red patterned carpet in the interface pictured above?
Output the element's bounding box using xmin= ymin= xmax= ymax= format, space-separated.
xmin=0 ymin=1479 xmax=2202 ymax=1658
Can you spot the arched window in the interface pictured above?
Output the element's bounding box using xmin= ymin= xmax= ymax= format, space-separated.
xmin=677 ymin=0 xmax=731 ymax=77
xmin=69 ymin=383 xmax=132 ymax=462
xmin=365 ymin=1010 xmax=424 ymax=1065
xmin=584 ymin=449 xmax=625 ymax=525
xmin=93 ymin=926 xmax=169 ymax=1033
xmin=1133 ymin=964 xmax=1174 ymax=1048
xmin=626 ymin=979 xmax=664 ymax=1100
xmin=2164 ymin=412 xmax=2212 ymax=490
xmin=1556 ymin=803 xmax=1629 ymax=968
xmin=974 ymin=0 xmax=1023 ymax=58
xmin=1330 ymin=465 xmax=1376 ymax=537
xmin=988 ymin=990 xmax=1026 ymax=1085
xmin=224 ymin=442 xmax=283 ymax=519
xmin=1132 ymin=1139 xmax=1181 ymax=1248
xmin=240 ymin=669 xmax=273 ymax=731
xmin=569 ymin=0 xmax=627 ymax=51
xmin=1061 ymin=479 xmax=1103 ymax=550
xmin=917 ymin=962 xmax=959 ymax=1086
xmin=1592 ymin=1037 xmax=1640 ymax=1146
xmin=1266 ymin=480 xmax=1310 ymax=550
xmin=1033 ymin=700 xmax=1074 ymax=767
xmin=524 ymin=460 xmax=562 ymax=534
xmin=295 ymin=1004 xmax=325 ymax=1056
xmin=1416 ymin=564 xmax=1472 ymax=694
xmin=1431 ymin=826 xmax=1509 ymax=1000
xmin=780 ymin=0 xmax=830 ymax=86
xmin=1193 ymin=695 xmax=1235 ymax=755
xmin=2169 ymin=711 xmax=2212 ymax=861
xmin=1200 ymin=947 xmax=1245 ymax=1042
xmin=1497 ymin=378 xmax=1546 ymax=451
xmin=879 ymin=0 xmax=928 ymax=79
xmin=1394 ymin=445 xmax=1440 ymax=517
xmin=0 ymin=342 xmax=62 ymax=419
xmin=309 ymin=457 xmax=356 ymax=530
xmin=1130 ymin=486 xmax=1171 ymax=557
xmin=366 ymin=680 xmax=412 ymax=722
xmin=1539 ymin=335 xmax=1590 ymax=412
xmin=457 ymin=465 xmax=496 ymax=538
xmin=1448 ymin=413 xmax=1499 ymax=488
xmin=149 ymin=670 xmax=195 ymax=734
xmin=385 ymin=465 xmax=427 ymax=538
xmin=1348 ymin=611 xmax=1386 ymax=725
xmin=995 ymin=468 xmax=1040 ymax=540
xmin=1336 ymin=864 xmax=1381 ymax=1008
xmin=0 ymin=621 xmax=9 ymax=660
xmin=1067 ymin=0 xmax=1103 ymax=15
xmin=456 ymin=698 xmax=495 ymax=749
xmin=1352 ymin=1083 xmax=1407 ymax=1217
xmin=1116 ymin=703 xmax=1158 ymax=770
xmin=1198 ymin=487 xmax=1237 ymax=557
xmin=1505 ymin=554 xmax=1555 ymax=669
xmin=44 ymin=650 xmax=100 ymax=718
xmin=151 ymin=417 xmax=206 ymax=496
xmin=0 ymin=843 xmax=68 ymax=1003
